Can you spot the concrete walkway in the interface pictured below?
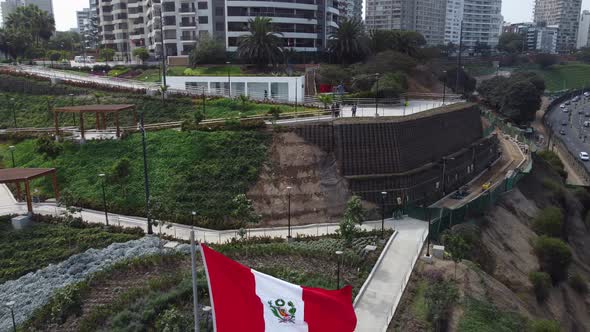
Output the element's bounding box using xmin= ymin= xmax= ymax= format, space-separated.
xmin=354 ymin=218 xmax=428 ymax=332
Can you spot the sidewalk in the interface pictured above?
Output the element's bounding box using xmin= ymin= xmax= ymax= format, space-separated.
xmin=354 ymin=218 xmax=428 ymax=332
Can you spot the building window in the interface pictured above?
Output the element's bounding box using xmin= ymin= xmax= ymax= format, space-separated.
xmin=216 ymin=22 xmax=224 ymax=31
xmin=198 ymin=2 xmax=208 ymax=9
xmin=199 ymin=16 xmax=209 ymax=24
xmin=215 ymin=7 xmax=224 ymax=16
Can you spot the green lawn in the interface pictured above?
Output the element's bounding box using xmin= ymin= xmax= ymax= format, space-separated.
xmin=0 ymin=215 xmax=141 ymax=283
xmin=134 ymin=69 xmax=161 ymax=82
xmin=517 ymin=63 xmax=590 ymax=92
xmin=457 ymin=298 xmax=527 ymax=332
xmin=1 ymin=129 xmax=270 ymax=228
xmin=167 ymin=65 xmax=243 ymax=77
xmin=464 ymin=64 xmax=497 ymax=77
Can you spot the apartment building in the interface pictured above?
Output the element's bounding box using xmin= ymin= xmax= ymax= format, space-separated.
xmin=339 ymin=0 xmax=362 ymax=20
xmin=365 ymin=0 xmax=446 ymax=46
xmin=225 ymin=0 xmax=339 ymax=52
xmin=534 ymin=0 xmax=582 ymax=53
xmin=577 ymin=10 xmax=590 ymax=49
xmin=97 ymin=0 xmax=338 ymax=58
xmin=0 ymin=0 xmax=53 ymax=27
xmin=444 ymin=0 xmax=503 ymax=48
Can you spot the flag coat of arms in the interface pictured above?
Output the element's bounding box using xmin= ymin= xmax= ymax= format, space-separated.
xmin=201 ymin=245 xmax=357 ymax=332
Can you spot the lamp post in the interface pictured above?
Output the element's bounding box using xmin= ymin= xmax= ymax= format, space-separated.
xmin=335 ymin=250 xmax=343 ymax=289
xmin=202 ymin=306 xmax=212 ymax=331
xmin=287 ymin=186 xmax=293 ymax=240
xmin=140 ymin=113 xmax=153 ymax=235
xmin=158 ymin=4 xmax=167 ymax=88
xmin=442 ymin=70 xmax=447 ymax=105
xmin=98 ymin=173 xmax=109 ymax=226
xmin=425 ymin=206 xmax=431 ymax=257
xmin=5 ymin=301 xmax=16 ymax=332
xmin=226 ymin=61 xmax=231 ymax=98
xmin=374 ymin=73 xmax=380 ymax=116
xmin=9 ymin=145 xmax=15 ymax=167
xmin=191 ymin=210 xmax=196 ymax=229
xmin=381 ymin=191 xmax=387 ymax=239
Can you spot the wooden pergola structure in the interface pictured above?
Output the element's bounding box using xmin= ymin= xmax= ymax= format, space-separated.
xmin=0 ymin=168 xmax=60 ymax=214
xmin=53 ymin=104 xmax=137 ymax=141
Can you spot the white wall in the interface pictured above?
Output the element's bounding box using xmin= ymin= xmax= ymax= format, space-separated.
xmin=167 ymin=75 xmax=306 ymax=103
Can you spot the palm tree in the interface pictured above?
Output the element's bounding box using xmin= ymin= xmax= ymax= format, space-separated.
xmin=328 ymin=18 xmax=369 ymax=64
xmin=237 ymin=17 xmax=283 ymax=70
xmin=5 ymin=5 xmax=55 ymax=46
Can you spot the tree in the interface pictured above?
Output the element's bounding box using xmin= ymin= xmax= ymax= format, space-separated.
xmin=5 ymin=5 xmax=55 ymax=46
xmin=238 ymin=94 xmax=250 ymax=113
xmin=109 ymin=158 xmax=132 ymax=197
xmin=0 ymin=28 xmax=31 ymax=59
xmin=155 ymin=307 xmax=191 ymax=332
xmin=328 ymin=18 xmax=369 ymax=64
xmin=237 ymin=17 xmax=283 ymax=70
xmin=533 ymin=207 xmax=564 ymax=237
xmin=35 ymin=136 xmax=62 ymax=160
xmin=444 ymin=67 xmax=476 ymax=94
xmin=511 ymin=71 xmax=546 ymax=92
xmin=231 ymin=194 xmax=261 ymax=229
xmin=424 ymin=281 xmax=459 ymax=330
xmin=189 ymin=35 xmax=227 ymax=65
xmin=444 ymin=233 xmax=470 ymax=279
xmin=317 ymin=94 xmax=334 ymax=110
xmin=534 ymin=53 xmax=558 ymax=69
xmin=373 ymin=72 xmax=407 ymax=98
xmin=358 ymin=50 xmax=418 ymax=75
xmin=132 ymin=47 xmax=150 ymax=64
xmin=497 ymin=32 xmax=524 ymax=54
xmin=100 ymin=48 xmax=115 ymax=65
xmin=47 ymin=50 xmax=61 ymax=67
xmin=317 ymin=65 xmax=352 ymax=86
xmin=501 ymin=80 xmax=542 ymax=123
xmin=534 ymin=236 xmax=572 ymax=283
xmin=395 ymin=31 xmax=427 ymax=58
xmin=529 ymin=271 xmax=552 ymax=302
xmin=576 ymin=47 xmax=590 ymax=63
xmin=339 ymin=196 xmax=365 ymax=245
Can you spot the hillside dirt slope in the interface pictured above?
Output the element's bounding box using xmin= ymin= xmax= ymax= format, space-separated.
xmin=248 ymin=131 xmax=353 ymax=227
xmin=391 ymin=157 xmax=590 ymax=331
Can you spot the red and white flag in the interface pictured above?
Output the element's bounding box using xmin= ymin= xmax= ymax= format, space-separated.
xmin=201 ymin=245 xmax=357 ymax=332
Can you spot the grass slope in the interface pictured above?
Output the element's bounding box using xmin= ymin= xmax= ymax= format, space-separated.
xmin=518 ymin=63 xmax=590 ymax=92
xmin=1 ymin=129 xmax=270 ymax=228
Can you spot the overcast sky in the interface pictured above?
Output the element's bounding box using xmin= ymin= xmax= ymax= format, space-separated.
xmin=54 ymin=0 xmax=590 ymax=31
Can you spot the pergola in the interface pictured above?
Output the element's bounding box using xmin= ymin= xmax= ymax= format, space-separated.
xmin=0 ymin=168 xmax=60 ymax=214
xmin=53 ymin=104 xmax=137 ymax=141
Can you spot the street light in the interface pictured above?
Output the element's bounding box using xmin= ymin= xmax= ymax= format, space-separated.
xmin=98 ymin=173 xmax=109 ymax=226
xmin=9 ymin=145 xmax=15 ymax=167
xmin=226 ymin=61 xmax=231 ymax=98
xmin=425 ymin=206 xmax=431 ymax=257
xmin=442 ymin=70 xmax=447 ymax=105
xmin=5 ymin=301 xmax=16 ymax=332
xmin=191 ymin=210 xmax=196 ymax=229
xmin=202 ymin=306 xmax=212 ymax=331
xmin=381 ymin=191 xmax=387 ymax=239
xmin=286 ymin=186 xmax=293 ymax=240
xmin=335 ymin=250 xmax=343 ymax=289
xmin=374 ymin=73 xmax=380 ymax=116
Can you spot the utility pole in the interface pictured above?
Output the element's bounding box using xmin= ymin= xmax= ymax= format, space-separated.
xmin=140 ymin=113 xmax=153 ymax=235
xmin=456 ymin=20 xmax=463 ymax=94
xmin=158 ymin=5 xmax=167 ymax=88
xmin=190 ymin=231 xmax=200 ymax=331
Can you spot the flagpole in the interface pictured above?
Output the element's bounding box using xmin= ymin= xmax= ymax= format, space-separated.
xmin=191 ymin=231 xmax=200 ymax=331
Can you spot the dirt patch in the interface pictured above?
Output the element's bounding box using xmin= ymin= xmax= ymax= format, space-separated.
xmin=248 ymin=132 xmax=351 ymax=227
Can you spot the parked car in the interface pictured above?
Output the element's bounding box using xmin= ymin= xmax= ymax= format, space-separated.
xmin=566 ymin=100 xmax=571 ymax=105
xmin=578 ymin=109 xmax=584 ymax=114
xmin=580 ymin=152 xmax=590 ymax=161
xmin=584 ymin=92 xmax=590 ymax=97
xmin=560 ymin=104 xmax=566 ymax=108
xmin=560 ymin=129 xmax=566 ymax=135
xmin=563 ymin=108 xmax=569 ymax=113
xmin=585 ymin=121 xmax=590 ymax=127
xmin=585 ymin=112 xmax=590 ymax=117
xmin=573 ymin=96 xmax=581 ymax=102
xmin=562 ymin=120 xmax=568 ymax=126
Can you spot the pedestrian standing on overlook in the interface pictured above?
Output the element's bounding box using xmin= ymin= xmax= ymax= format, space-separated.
xmin=352 ymin=104 xmax=357 ymax=117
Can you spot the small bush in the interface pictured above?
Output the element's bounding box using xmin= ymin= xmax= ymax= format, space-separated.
xmin=533 ymin=207 xmax=564 ymax=237
xmin=572 ymin=187 xmax=590 ymax=211
xmin=568 ymin=273 xmax=588 ymax=294
xmin=425 ymin=280 xmax=459 ymax=329
xmin=529 ymin=271 xmax=552 ymax=302
xmin=528 ymin=319 xmax=561 ymax=332
xmin=534 ymin=236 xmax=572 ymax=283
xmin=538 ymin=151 xmax=565 ymax=175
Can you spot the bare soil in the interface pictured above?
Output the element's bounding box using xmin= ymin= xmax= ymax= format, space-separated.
xmin=248 ymin=132 xmax=351 ymax=227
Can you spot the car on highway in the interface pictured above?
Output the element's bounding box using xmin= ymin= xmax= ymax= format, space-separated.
xmin=563 ymin=108 xmax=569 ymax=113
xmin=585 ymin=92 xmax=590 ymax=97
xmin=573 ymin=96 xmax=581 ymax=102
xmin=562 ymin=120 xmax=568 ymax=126
xmin=560 ymin=104 xmax=566 ymax=108
xmin=585 ymin=121 xmax=590 ymax=127
xmin=566 ymin=100 xmax=571 ymax=105
xmin=580 ymin=152 xmax=590 ymax=161
xmin=586 ymin=112 xmax=590 ymax=117
xmin=560 ymin=129 xmax=566 ymax=135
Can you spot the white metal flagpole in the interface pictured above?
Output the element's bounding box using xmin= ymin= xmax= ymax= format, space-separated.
xmin=190 ymin=230 xmax=200 ymax=331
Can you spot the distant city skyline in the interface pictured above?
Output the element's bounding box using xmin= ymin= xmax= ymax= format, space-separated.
xmin=51 ymin=0 xmax=590 ymax=31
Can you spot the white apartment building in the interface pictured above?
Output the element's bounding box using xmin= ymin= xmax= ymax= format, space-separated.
xmin=97 ymin=0 xmax=338 ymax=58
xmin=444 ymin=0 xmax=503 ymax=48
xmin=225 ymin=0 xmax=339 ymax=52
xmin=577 ymin=10 xmax=590 ymax=49
xmin=534 ymin=0 xmax=582 ymax=53
xmin=365 ymin=0 xmax=446 ymax=46
xmin=534 ymin=24 xmax=559 ymax=53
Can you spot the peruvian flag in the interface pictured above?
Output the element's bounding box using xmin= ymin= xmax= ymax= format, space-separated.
xmin=201 ymin=245 xmax=357 ymax=332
